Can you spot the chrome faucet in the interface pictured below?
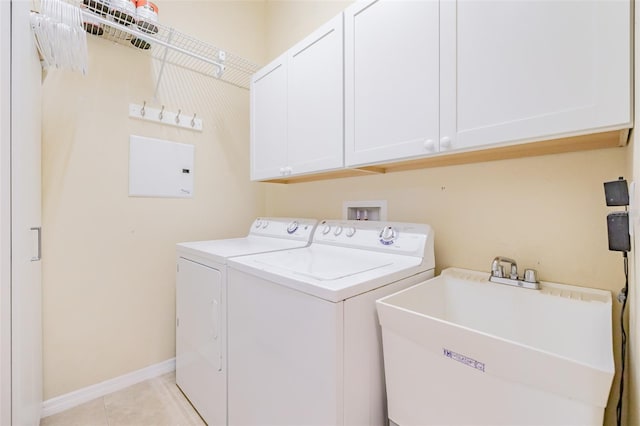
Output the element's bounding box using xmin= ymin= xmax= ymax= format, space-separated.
xmin=491 ymin=256 xmax=518 ymax=279
xmin=490 ymin=256 xmax=540 ymax=290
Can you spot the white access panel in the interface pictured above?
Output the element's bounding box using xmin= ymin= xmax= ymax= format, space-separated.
xmin=129 ymin=135 xmax=194 ymax=198
xmin=176 ymin=258 xmax=224 ymax=426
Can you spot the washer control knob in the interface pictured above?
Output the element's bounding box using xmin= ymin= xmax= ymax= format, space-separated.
xmin=333 ymin=225 xmax=343 ymax=236
xmin=255 ymin=219 xmax=262 ymax=228
xmin=345 ymin=227 xmax=356 ymax=238
xmin=321 ymin=223 xmax=331 ymax=235
xmin=286 ymin=221 xmax=299 ymax=234
xmin=379 ymin=226 xmax=397 ymax=245
xmin=262 ymin=220 xmax=269 ymax=229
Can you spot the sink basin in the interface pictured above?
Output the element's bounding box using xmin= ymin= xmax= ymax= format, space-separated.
xmin=376 ymin=268 xmax=614 ymax=426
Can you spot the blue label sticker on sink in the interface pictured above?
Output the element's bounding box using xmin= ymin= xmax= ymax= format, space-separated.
xmin=443 ymin=348 xmax=485 ymax=372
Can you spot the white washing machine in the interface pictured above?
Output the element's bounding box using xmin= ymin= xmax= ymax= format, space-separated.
xmin=226 ymin=220 xmax=435 ymax=426
xmin=175 ymin=217 xmax=317 ymax=426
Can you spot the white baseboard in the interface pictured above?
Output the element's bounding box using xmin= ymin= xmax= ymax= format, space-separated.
xmin=41 ymin=358 xmax=176 ymax=418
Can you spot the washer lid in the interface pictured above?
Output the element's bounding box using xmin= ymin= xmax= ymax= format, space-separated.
xmin=228 ymin=244 xmax=428 ymax=302
xmin=253 ymin=247 xmax=393 ymax=281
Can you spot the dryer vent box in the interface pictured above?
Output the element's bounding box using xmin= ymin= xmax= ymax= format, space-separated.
xmin=129 ymin=135 xmax=194 ymax=198
xmin=343 ymin=200 xmax=387 ymax=221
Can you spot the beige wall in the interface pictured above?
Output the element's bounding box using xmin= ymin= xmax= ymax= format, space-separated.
xmin=628 ymin=1 xmax=640 ymax=423
xmin=41 ymin=0 xmax=267 ymax=399
xmin=265 ymin=0 xmax=351 ymax=61
xmin=264 ymin=2 xmax=630 ymax=425
xmin=40 ymin=1 xmax=635 ymax=424
xmin=629 ymin=133 xmax=637 ymax=425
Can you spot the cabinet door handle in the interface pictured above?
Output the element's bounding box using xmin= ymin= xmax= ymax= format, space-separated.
xmin=30 ymin=226 xmax=41 ymax=262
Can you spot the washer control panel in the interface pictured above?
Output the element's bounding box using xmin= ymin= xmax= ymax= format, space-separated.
xmin=250 ymin=217 xmax=317 ymax=241
xmin=313 ymin=219 xmax=431 ymax=256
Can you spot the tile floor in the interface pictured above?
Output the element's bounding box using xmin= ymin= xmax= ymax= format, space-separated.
xmin=40 ymin=372 xmax=205 ymax=426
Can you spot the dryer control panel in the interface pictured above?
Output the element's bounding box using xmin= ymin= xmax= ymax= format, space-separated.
xmin=250 ymin=217 xmax=317 ymax=242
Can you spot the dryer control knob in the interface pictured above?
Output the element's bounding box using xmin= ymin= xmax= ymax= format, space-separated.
xmin=262 ymin=220 xmax=269 ymax=229
xmin=287 ymin=221 xmax=299 ymax=234
xmin=379 ymin=226 xmax=397 ymax=245
xmin=255 ymin=219 xmax=262 ymax=228
xmin=333 ymin=225 xmax=343 ymax=236
xmin=321 ymin=224 xmax=331 ymax=235
xmin=345 ymin=227 xmax=356 ymax=238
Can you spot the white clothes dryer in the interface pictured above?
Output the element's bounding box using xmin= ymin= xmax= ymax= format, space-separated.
xmin=175 ymin=217 xmax=317 ymax=426
xmin=226 ymin=220 xmax=435 ymax=426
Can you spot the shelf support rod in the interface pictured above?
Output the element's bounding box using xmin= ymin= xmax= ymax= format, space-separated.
xmin=153 ymin=28 xmax=173 ymax=102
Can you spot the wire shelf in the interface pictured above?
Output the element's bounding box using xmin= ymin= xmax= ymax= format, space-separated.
xmin=80 ymin=0 xmax=260 ymax=90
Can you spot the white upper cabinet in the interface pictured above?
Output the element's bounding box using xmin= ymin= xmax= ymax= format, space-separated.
xmin=250 ymin=15 xmax=344 ymax=181
xmin=344 ymin=0 xmax=440 ymax=167
xmin=439 ymin=0 xmax=631 ymax=153
xmin=250 ymin=55 xmax=287 ymax=181
xmin=344 ymin=0 xmax=631 ymax=166
xmin=287 ymin=15 xmax=344 ymax=176
xmin=252 ymin=0 xmax=631 ymax=180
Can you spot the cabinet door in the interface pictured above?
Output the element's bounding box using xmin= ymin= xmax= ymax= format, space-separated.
xmin=345 ymin=0 xmax=440 ymax=167
xmin=287 ymin=14 xmax=344 ymax=176
xmin=440 ymin=0 xmax=631 ymax=153
xmin=250 ymin=55 xmax=287 ymax=180
xmin=0 ymin=2 xmax=8 ymax=420
xmin=10 ymin=1 xmax=42 ymax=425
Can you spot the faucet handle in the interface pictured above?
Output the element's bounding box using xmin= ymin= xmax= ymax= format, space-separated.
xmin=523 ymin=269 xmax=538 ymax=283
xmin=492 ymin=264 xmax=505 ymax=278
xmin=509 ymin=263 xmax=518 ymax=280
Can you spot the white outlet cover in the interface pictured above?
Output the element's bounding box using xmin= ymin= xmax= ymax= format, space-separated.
xmin=129 ymin=135 xmax=194 ymax=198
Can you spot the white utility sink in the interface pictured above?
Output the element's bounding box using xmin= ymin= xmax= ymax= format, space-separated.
xmin=376 ymin=267 xmax=614 ymax=426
